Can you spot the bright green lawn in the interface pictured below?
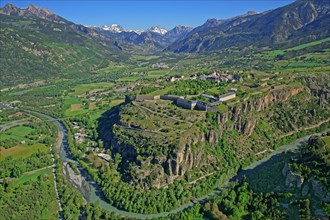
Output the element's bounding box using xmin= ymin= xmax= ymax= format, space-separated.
xmin=10 ymin=167 xmax=52 ymax=187
xmin=287 ymin=61 xmax=325 ymax=67
xmin=64 ymin=97 xmax=81 ymax=106
xmin=266 ymin=37 xmax=330 ymax=57
xmin=267 ymin=50 xmax=285 ymax=57
xmin=0 ymin=126 xmax=34 ymax=141
xmin=289 ymin=37 xmax=330 ymax=51
xmin=64 ymin=108 xmax=87 ymax=117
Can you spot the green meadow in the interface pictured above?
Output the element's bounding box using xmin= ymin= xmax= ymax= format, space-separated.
xmin=0 ymin=143 xmax=48 ymax=161
xmin=0 ymin=126 xmax=34 ymax=142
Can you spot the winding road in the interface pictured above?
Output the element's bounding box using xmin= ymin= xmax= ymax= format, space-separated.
xmin=20 ymin=108 xmax=330 ymax=219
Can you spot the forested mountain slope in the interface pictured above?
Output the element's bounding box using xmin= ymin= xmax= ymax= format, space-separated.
xmin=0 ymin=5 xmax=124 ymax=87
xmin=166 ymin=0 xmax=330 ymax=53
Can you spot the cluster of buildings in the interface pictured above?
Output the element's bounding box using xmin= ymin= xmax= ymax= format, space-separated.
xmin=72 ymin=122 xmax=88 ymax=144
xmin=169 ymin=75 xmax=185 ymax=82
xmin=151 ymin=63 xmax=169 ymax=69
xmin=200 ymin=71 xmax=243 ymax=83
xmin=167 ymin=72 xmax=243 ymax=84
xmin=127 ymin=89 xmax=237 ymax=112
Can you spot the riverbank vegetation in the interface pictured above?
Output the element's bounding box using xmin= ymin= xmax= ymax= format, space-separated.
xmin=164 ymin=180 xmax=287 ymax=220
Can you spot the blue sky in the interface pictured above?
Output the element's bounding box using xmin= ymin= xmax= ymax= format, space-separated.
xmin=1 ymin=1 xmax=294 ymax=30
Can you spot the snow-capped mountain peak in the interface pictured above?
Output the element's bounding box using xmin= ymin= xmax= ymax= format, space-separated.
xmin=102 ymin=24 xmax=124 ymax=33
xmin=101 ymin=24 xmax=144 ymax=34
xmin=148 ymin=26 xmax=168 ymax=35
xmin=126 ymin=29 xmax=144 ymax=35
xmin=100 ymin=24 xmax=168 ymax=35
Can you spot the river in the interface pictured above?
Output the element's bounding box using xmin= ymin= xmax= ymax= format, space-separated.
xmin=30 ymin=110 xmax=329 ymax=219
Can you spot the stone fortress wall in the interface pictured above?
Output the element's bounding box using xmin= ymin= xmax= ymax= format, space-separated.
xmin=127 ymin=91 xmax=236 ymax=112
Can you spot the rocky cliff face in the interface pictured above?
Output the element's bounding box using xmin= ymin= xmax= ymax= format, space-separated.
xmin=282 ymin=163 xmax=330 ymax=202
xmin=165 ymin=132 xmax=206 ymax=184
xmin=161 ymin=88 xmax=304 ymax=186
xmin=1 ymin=4 xmax=66 ymax=24
xmin=213 ymin=87 xmax=304 ymax=137
xmin=108 ymin=87 xmax=305 ymax=188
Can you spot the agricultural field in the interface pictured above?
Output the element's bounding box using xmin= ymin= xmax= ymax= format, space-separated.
xmin=0 ymin=126 xmax=34 ymax=142
xmin=70 ymin=82 xmax=114 ymax=96
xmin=265 ymin=37 xmax=330 ymax=57
xmin=116 ymin=75 xmax=142 ymax=82
xmin=130 ymin=54 xmax=161 ymax=61
xmin=63 ymin=82 xmax=116 ymax=116
xmin=0 ymin=143 xmax=48 ymax=161
xmin=95 ymin=64 xmax=127 ymax=74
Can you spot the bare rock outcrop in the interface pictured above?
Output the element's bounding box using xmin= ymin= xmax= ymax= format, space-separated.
xmin=216 ymin=87 xmax=303 ymax=136
xmin=311 ymin=179 xmax=330 ymax=202
xmin=285 ymin=171 xmax=304 ymax=188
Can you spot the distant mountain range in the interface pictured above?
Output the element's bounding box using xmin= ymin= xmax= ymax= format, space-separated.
xmin=100 ymin=24 xmax=167 ymax=35
xmin=1 ymin=0 xmax=329 ymax=54
xmin=166 ymin=0 xmax=330 ymax=53
xmin=95 ymin=24 xmax=192 ymax=50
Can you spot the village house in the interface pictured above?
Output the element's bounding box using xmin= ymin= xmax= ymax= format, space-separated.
xmin=201 ymin=71 xmax=234 ymax=83
xmin=72 ymin=122 xmax=79 ymax=129
xmin=169 ymin=75 xmax=184 ymax=82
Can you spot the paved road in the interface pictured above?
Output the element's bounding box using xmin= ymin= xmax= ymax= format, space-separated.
xmin=0 ymin=119 xmax=28 ymax=133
